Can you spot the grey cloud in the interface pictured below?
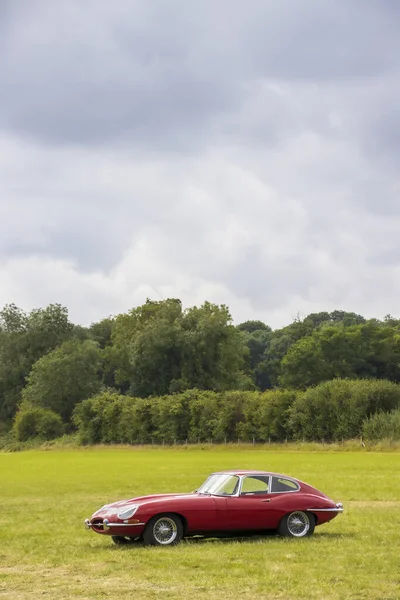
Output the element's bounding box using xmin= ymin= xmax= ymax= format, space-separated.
xmin=1 ymin=226 xmax=122 ymax=272
xmin=1 ymin=0 xmax=399 ymax=149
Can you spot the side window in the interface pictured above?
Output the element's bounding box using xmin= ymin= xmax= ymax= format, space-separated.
xmin=241 ymin=476 xmax=270 ymax=495
xmin=270 ymin=477 xmax=299 ymax=493
xmin=219 ymin=476 xmax=240 ymax=496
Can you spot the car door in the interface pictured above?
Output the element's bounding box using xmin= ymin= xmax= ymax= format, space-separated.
xmin=224 ymin=475 xmax=277 ymax=530
xmin=210 ymin=475 xmax=241 ymax=530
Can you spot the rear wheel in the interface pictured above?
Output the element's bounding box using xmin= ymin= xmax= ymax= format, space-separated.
xmin=143 ymin=514 xmax=184 ymax=547
xmin=278 ymin=511 xmax=315 ymax=538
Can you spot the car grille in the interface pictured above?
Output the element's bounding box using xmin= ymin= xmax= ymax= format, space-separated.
xmin=91 ymin=518 xmax=105 ymax=532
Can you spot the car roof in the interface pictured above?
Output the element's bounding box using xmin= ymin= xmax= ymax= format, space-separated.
xmin=211 ymin=470 xmax=298 ymax=480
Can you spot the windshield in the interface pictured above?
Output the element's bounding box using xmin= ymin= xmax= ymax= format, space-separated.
xmin=197 ymin=474 xmax=240 ymax=496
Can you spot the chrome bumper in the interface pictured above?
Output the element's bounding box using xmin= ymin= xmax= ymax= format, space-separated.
xmin=84 ymin=518 xmax=145 ymax=530
xmin=84 ymin=517 xmax=110 ymax=530
xmin=307 ymin=502 xmax=344 ymax=513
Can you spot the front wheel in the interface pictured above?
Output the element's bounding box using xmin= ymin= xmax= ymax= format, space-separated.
xmin=111 ymin=536 xmax=138 ymax=545
xmin=143 ymin=514 xmax=184 ymax=547
xmin=278 ymin=511 xmax=315 ymax=538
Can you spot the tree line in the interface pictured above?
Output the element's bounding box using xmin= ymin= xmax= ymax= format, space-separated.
xmin=1 ymin=299 xmax=400 ymax=443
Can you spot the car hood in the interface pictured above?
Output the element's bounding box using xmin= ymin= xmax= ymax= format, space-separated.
xmin=93 ymin=493 xmax=198 ymax=516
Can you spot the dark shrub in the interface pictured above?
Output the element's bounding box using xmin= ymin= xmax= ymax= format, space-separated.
xmin=14 ymin=407 xmax=64 ymax=441
xmin=362 ymin=409 xmax=400 ymax=441
xmin=289 ymin=379 xmax=400 ymax=441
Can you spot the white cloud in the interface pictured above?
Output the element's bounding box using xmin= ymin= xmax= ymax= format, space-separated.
xmin=1 ymin=129 xmax=400 ymax=328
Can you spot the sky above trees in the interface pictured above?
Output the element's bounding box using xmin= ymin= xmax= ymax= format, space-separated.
xmin=1 ymin=1 xmax=400 ymax=327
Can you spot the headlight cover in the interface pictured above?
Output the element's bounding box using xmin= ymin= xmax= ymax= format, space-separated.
xmin=117 ymin=505 xmax=140 ymax=520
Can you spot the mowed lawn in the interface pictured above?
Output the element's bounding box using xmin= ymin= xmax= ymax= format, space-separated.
xmin=0 ymin=447 xmax=399 ymax=600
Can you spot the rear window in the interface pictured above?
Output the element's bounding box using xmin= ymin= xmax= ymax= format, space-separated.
xmin=270 ymin=477 xmax=299 ymax=493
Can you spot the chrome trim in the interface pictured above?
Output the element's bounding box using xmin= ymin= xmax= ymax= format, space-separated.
xmin=306 ymin=507 xmax=344 ymax=512
xmin=200 ymin=474 xmax=242 ymax=497
xmin=238 ymin=474 xmax=270 ymax=496
xmin=85 ymin=518 xmax=145 ymax=531
xmin=269 ymin=476 xmax=300 ymax=494
xmin=106 ymin=522 xmax=146 ymax=527
xmin=269 ymin=488 xmax=300 ymax=495
xmin=238 ymin=474 xmax=300 ymax=496
xmin=221 ymin=474 xmax=241 ymax=497
xmin=117 ymin=505 xmax=140 ymax=520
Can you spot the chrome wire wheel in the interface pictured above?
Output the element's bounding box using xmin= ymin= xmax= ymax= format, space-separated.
xmin=152 ymin=517 xmax=178 ymax=545
xmin=286 ymin=511 xmax=310 ymax=537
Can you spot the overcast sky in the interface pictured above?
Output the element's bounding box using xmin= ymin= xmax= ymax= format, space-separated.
xmin=1 ymin=0 xmax=400 ymax=328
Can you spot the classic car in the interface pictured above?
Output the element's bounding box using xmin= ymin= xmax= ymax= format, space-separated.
xmin=84 ymin=470 xmax=343 ymax=546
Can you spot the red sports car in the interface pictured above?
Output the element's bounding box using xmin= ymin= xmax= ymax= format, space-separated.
xmin=84 ymin=470 xmax=344 ymax=546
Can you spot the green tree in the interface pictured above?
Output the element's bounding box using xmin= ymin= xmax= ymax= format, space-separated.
xmin=262 ymin=323 xmax=307 ymax=387
xmin=24 ymin=304 xmax=74 ymax=362
xmin=21 ymin=340 xmax=102 ymax=422
xmin=179 ymin=302 xmax=250 ymax=392
xmin=280 ymin=321 xmax=400 ymax=389
xmin=111 ymin=299 xmax=183 ymax=394
xmin=0 ymin=304 xmax=74 ymax=423
xmin=89 ymin=318 xmax=114 ymax=349
xmin=87 ymin=318 xmax=120 ymax=390
xmin=237 ymin=320 xmax=271 ymax=334
xmin=259 ymin=311 xmax=367 ymax=388
xmin=303 ymin=310 xmax=365 ymax=329
xmin=111 ymin=299 xmax=249 ymax=397
xmin=237 ymin=321 xmax=272 ymax=390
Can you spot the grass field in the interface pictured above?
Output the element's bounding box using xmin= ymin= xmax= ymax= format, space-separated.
xmin=1 ymin=446 xmax=399 ymax=600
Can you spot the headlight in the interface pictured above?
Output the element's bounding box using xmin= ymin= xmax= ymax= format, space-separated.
xmin=117 ymin=505 xmax=140 ymax=520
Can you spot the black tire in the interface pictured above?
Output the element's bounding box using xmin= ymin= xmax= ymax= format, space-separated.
xmin=142 ymin=514 xmax=184 ymax=547
xmin=278 ymin=511 xmax=315 ymax=538
xmin=111 ymin=536 xmax=133 ymax=545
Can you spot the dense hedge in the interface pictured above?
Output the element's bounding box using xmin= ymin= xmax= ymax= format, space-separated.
xmin=72 ymin=379 xmax=400 ymax=444
xmin=288 ymin=379 xmax=400 ymax=441
xmin=362 ymin=408 xmax=400 ymax=441
xmin=73 ymin=389 xmax=296 ymax=444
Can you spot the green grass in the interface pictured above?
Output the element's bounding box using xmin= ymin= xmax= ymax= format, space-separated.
xmin=1 ymin=447 xmax=399 ymax=600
